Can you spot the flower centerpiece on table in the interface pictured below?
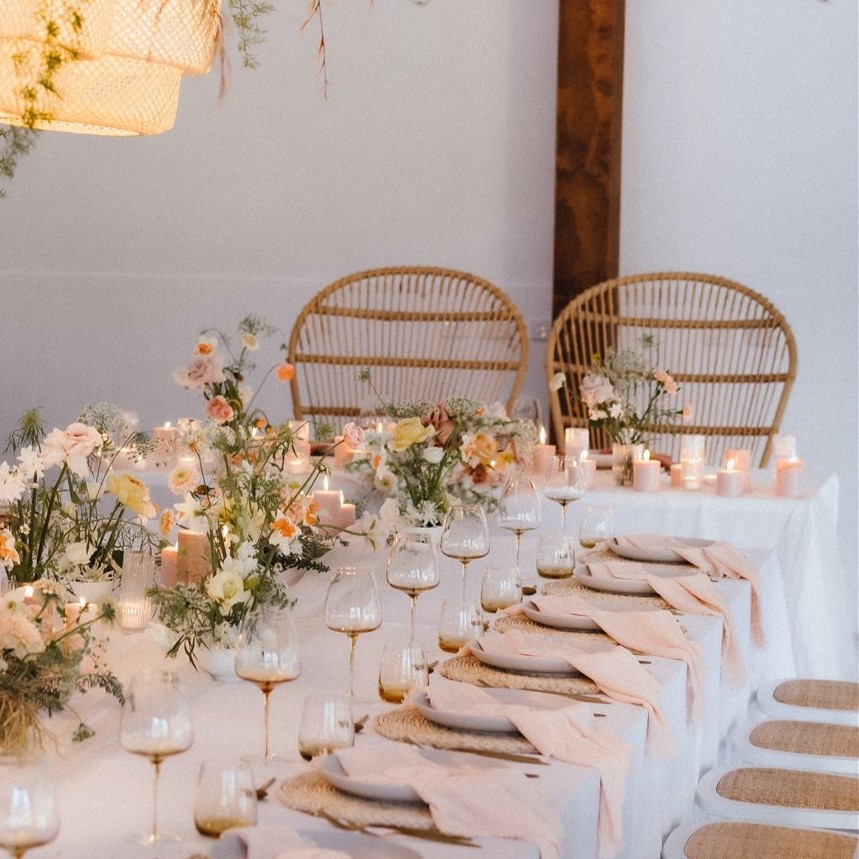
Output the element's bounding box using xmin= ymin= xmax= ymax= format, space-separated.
xmin=576 ymin=336 xmax=685 ymax=483
xmin=0 ymin=406 xmax=160 ymax=591
xmin=0 ymin=580 xmax=123 ymax=752
xmin=348 ymin=373 xmax=537 ymax=529
xmin=152 ymin=318 xmax=382 ymax=666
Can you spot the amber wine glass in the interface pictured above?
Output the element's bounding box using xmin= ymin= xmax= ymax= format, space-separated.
xmin=440 ymin=505 xmax=490 ymax=601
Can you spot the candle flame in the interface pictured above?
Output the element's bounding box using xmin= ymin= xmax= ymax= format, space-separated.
xmin=23 ymin=585 xmax=33 ymax=598
xmin=726 ymin=458 xmax=736 ymax=471
xmin=323 ymin=474 xmax=330 ymax=491
xmin=163 ymin=421 xmax=172 ymax=429
xmin=643 ymin=449 xmax=651 ymax=462
xmin=539 ymin=426 xmax=546 ymax=445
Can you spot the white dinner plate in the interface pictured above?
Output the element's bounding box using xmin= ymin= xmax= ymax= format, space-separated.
xmin=574 ymin=562 xmax=698 ymax=595
xmin=608 ymin=536 xmax=712 ymax=564
xmin=521 ymin=598 xmax=662 ymax=631
xmin=589 ymin=452 xmax=614 ymax=469
xmin=412 ymin=690 xmax=518 ymax=734
xmin=413 ymin=687 xmax=579 ymax=735
xmin=318 ymin=754 xmax=422 ymax=804
xmin=469 ymin=635 xmax=613 ymax=675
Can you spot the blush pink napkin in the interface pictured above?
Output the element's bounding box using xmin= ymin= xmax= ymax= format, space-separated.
xmin=336 ymin=745 xmax=565 ymax=859
xmin=478 ymin=630 xmax=675 ymax=759
xmin=426 ymin=684 xmax=632 ymax=859
xmin=611 ymin=535 xmax=764 ymax=645
xmin=516 ymin=595 xmax=706 ymax=728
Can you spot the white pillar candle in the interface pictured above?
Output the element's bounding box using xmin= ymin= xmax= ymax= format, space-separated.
xmin=564 ymin=427 xmax=590 ymax=460
xmin=716 ymin=459 xmax=743 ymax=497
xmin=579 ymin=456 xmax=597 ymax=489
xmin=632 ymin=453 xmax=661 ymax=492
xmin=724 ymin=449 xmax=751 ymax=492
xmin=776 ymin=457 xmax=804 ymax=498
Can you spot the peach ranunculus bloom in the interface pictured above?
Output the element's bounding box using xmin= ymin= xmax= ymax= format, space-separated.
xmin=388 ymin=417 xmax=434 ymax=453
xmin=654 ymin=370 xmax=678 ymax=396
xmin=682 ymin=403 xmax=695 ymax=424
xmin=159 ymin=509 xmax=177 ymax=537
xmin=41 ymin=422 xmax=103 ymax=477
xmin=175 ymin=354 xmax=226 ymax=389
xmin=276 ymin=362 xmax=295 ymax=382
xmin=107 ymin=473 xmax=157 ymax=520
xmin=422 ymin=404 xmax=456 ymax=446
xmin=206 ymin=395 xmax=235 ymax=425
xmin=460 ymin=431 xmax=499 ymax=468
xmin=0 ymin=528 xmax=20 ymax=569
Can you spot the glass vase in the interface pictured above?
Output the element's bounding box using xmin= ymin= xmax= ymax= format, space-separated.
xmin=611 ymin=443 xmax=644 ymax=487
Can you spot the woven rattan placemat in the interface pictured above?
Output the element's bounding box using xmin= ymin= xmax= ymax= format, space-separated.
xmin=372 ymin=707 xmax=538 ymax=756
xmin=684 ymin=820 xmax=858 ymax=859
xmin=278 ymin=770 xmax=434 ymax=831
xmin=439 ymin=653 xmax=602 ymax=697
xmin=540 ymin=577 xmax=670 ymax=609
xmin=716 ymin=767 xmax=859 ymax=812
xmin=749 ymin=720 xmax=859 ymax=759
xmin=493 ymin=613 xmax=613 ymax=643
xmin=773 ymin=680 xmax=859 ymax=712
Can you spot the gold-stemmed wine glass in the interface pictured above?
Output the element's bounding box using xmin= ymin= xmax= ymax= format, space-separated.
xmin=496 ymin=471 xmax=542 ymax=570
xmin=0 ymin=756 xmax=58 ymax=859
xmin=323 ymin=566 xmax=382 ymax=699
xmin=440 ymin=504 xmax=490 ymax=601
xmin=234 ymin=608 xmax=301 ymax=765
xmin=542 ymin=454 xmax=585 ymax=533
xmin=386 ymin=531 xmax=440 ymax=645
xmin=119 ymin=670 xmax=193 ymax=846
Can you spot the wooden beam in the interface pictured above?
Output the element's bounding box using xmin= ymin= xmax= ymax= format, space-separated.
xmin=553 ymin=0 xmax=625 ymax=317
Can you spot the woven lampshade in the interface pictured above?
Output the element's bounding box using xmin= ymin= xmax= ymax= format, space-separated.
xmin=0 ymin=44 xmax=181 ymax=135
xmin=0 ymin=0 xmax=219 ymax=136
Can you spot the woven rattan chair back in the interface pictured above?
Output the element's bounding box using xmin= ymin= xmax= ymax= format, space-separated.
xmin=546 ymin=272 xmax=797 ymax=466
xmin=287 ymin=267 xmax=529 ymax=432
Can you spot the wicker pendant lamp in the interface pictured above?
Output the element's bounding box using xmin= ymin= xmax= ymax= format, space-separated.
xmin=0 ymin=0 xmax=220 ymax=136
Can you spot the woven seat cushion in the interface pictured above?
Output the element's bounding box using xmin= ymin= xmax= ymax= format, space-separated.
xmin=749 ymin=721 xmax=859 ymax=759
xmin=716 ymin=767 xmax=859 ymax=812
xmin=683 ymin=821 xmax=858 ymax=859
xmin=774 ymin=680 xmax=859 ymax=712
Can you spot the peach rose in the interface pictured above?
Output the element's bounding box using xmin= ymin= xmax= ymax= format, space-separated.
xmin=206 ymin=395 xmax=235 ymax=425
xmin=41 ymin=422 xmax=103 ymax=476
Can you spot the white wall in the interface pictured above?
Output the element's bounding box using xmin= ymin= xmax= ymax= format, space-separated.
xmin=1 ymin=2 xmax=856 ymax=645
xmin=621 ymin=1 xmax=859 ymax=603
xmin=0 ymin=0 xmax=559 ymax=434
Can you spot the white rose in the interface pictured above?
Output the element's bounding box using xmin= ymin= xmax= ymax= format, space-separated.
xmin=206 ymin=569 xmax=251 ymax=616
xmin=63 ymin=541 xmax=93 ymax=568
xmin=579 ymin=374 xmax=615 ymax=408
xmin=422 ymin=446 xmax=445 ymax=464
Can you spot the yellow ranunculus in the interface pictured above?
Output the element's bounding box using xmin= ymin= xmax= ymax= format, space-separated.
xmin=388 ymin=417 xmax=434 ymax=453
xmin=107 ymin=473 xmax=157 ymax=520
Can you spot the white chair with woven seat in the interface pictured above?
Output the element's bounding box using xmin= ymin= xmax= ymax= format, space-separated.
xmin=546 ymin=272 xmax=797 ymax=466
xmin=662 ymin=819 xmax=859 ymax=859
xmin=286 ymin=266 xmax=529 ymax=433
xmin=695 ymin=765 xmax=859 ymax=832
xmin=731 ymin=718 xmax=859 ymax=775
xmin=756 ymin=679 xmax=859 ymax=727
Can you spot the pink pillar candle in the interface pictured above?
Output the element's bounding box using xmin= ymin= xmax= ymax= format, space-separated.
xmin=724 ymin=449 xmax=751 ymax=492
xmin=177 ymin=530 xmax=210 ymax=585
xmin=160 ymin=545 xmax=178 ymax=588
xmin=531 ymin=444 xmax=556 ymax=480
xmin=775 ymin=458 xmax=804 ymax=498
xmin=670 ymin=463 xmax=684 ymax=488
xmin=716 ymin=465 xmax=743 ymax=497
xmin=312 ymin=489 xmax=342 ymax=525
xmin=338 ymin=503 xmax=357 ymax=529
xmin=632 ymin=457 xmax=661 ymax=492
xmin=332 ymin=436 xmax=355 ymax=467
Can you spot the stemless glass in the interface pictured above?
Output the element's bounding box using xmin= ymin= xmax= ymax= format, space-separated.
xmin=496 ymin=472 xmax=542 ymax=570
xmin=440 ymin=505 xmax=490 ymax=600
xmin=298 ymin=694 xmax=354 ymax=761
xmin=578 ymin=506 xmax=615 ymax=550
xmin=0 ymin=756 xmax=59 ymax=859
xmin=437 ymin=598 xmax=482 ymax=653
xmin=386 ymin=531 xmax=440 ymax=645
xmin=193 ymin=760 xmax=257 ymax=838
xmin=323 ymin=566 xmax=382 ymax=699
xmin=377 ymin=641 xmax=428 ymax=704
xmin=119 ymin=670 xmax=193 ymax=846
xmin=535 ymin=533 xmax=575 ymax=580
xmin=234 ymin=608 xmax=301 ymax=764
xmin=480 ymin=564 xmax=522 ymax=615
xmin=542 ymin=454 xmax=585 ymax=532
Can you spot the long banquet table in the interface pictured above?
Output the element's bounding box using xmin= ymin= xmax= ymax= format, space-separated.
xmin=31 ymin=516 xmax=784 ymax=859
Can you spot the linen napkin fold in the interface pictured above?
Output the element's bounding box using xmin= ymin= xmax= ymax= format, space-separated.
xmin=585 ymin=560 xmax=684 ymax=581
xmin=336 ymin=745 xmax=565 ymax=859
xmin=426 ymin=684 xmax=632 ymax=859
xmin=643 ymin=574 xmax=746 ymax=688
xmin=669 ymin=541 xmax=765 ymax=646
xmin=477 ymin=630 xmax=675 ymax=759
xmin=514 ymin=595 xmax=705 ymax=727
